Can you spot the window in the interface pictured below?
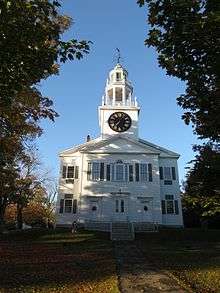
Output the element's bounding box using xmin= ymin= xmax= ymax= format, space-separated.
xmin=92 ymin=162 xmax=100 ymax=180
xmin=129 ymin=165 xmax=133 ymax=181
xmin=115 ymin=164 xmax=124 ymax=181
xmin=124 ymin=164 xmax=128 ymax=181
xmin=166 ymin=200 xmax=174 ymax=214
xmin=67 ymin=166 xmax=74 ymax=178
xmin=164 ymin=180 xmax=172 ymax=185
xmin=64 ymin=199 xmax=72 ymax=213
xmin=164 ymin=167 xmax=171 ymax=180
xmin=59 ymin=194 xmax=76 ymax=214
xmin=148 ymin=163 xmax=153 ymax=182
xmin=116 ymin=72 xmax=121 ymax=80
xmin=135 ymin=163 xmax=139 ymax=181
xmin=161 ymin=195 xmax=179 ymax=215
xmin=140 ymin=164 xmax=147 ymax=181
xmin=160 ymin=167 xmax=176 ymax=184
xmin=75 ymin=166 xmax=79 ymax=179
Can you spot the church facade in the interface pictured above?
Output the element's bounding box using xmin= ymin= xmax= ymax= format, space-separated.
xmin=56 ymin=63 xmax=183 ymax=228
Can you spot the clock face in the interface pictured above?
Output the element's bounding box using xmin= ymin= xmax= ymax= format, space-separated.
xmin=108 ymin=112 xmax=131 ymax=132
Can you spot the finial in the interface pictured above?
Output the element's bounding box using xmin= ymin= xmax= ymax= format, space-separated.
xmin=116 ymin=48 xmax=121 ymax=64
xmin=113 ymin=48 xmax=124 ymax=65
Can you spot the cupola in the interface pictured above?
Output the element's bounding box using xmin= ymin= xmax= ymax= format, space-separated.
xmin=102 ymin=63 xmax=138 ymax=107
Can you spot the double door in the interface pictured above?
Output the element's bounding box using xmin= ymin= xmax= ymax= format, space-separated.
xmin=114 ymin=197 xmax=128 ymax=221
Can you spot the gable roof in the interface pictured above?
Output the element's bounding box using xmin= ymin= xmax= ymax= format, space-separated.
xmin=59 ymin=135 xmax=180 ymax=158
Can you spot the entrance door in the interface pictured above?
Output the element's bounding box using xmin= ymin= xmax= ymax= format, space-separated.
xmin=114 ymin=198 xmax=128 ymax=221
xmin=136 ymin=199 xmax=152 ymax=222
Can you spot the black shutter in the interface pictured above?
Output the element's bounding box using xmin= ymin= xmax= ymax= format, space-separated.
xmin=106 ymin=164 xmax=111 ymax=181
xmin=100 ymin=162 xmax=104 ymax=181
xmin=159 ymin=167 xmax=163 ymax=180
xmin=129 ymin=165 xmax=133 ymax=181
xmin=62 ymin=166 xmax=66 ymax=178
xmin=135 ymin=163 xmax=139 ymax=182
xmin=174 ymin=200 xmax=179 ymax=214
xmin=59 ymin=199 xmax=64 ymax=213
xmin=72 ymin=199 xmax=77 ymax=214
xmin=148 ymin=163 xmax=153 ymax=182
xmin=87 ymin=162 xmax=92 ymax=180
xmin=172 ymin=167 xmax=176 ymax=180
xmin=75 ymin=166 xmax=79 ymax=179
xmin=161 ymin=200 xmax=166 ymax=214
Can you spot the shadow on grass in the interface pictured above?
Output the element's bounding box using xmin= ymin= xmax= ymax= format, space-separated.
xmin=0 ymin=229 xmax=117 ymax=292
xmin=136 ymin=228 xmax=220 ymax=292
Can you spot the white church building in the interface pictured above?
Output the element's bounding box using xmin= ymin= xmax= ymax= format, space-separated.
xmin=56 ymin=63 xmax=183 ymax=230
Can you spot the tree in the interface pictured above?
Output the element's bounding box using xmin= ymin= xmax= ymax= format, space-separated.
xmin=0 ymin=0 xmax=91 ymax=228
xmin=137 ymin=0 xmax=220 ymax=141
xmin=138 ymin=0 xmax=220 ymax=225
xmin=183 ymin=144 xmax=220 ymax=226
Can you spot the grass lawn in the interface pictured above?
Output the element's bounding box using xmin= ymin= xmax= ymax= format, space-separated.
xmin=137 ymin=228 xmax=220 ymax=293
xmin=0 ymin=228 xmax=119 ymax=293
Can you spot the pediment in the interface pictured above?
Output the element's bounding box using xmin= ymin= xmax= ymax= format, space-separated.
xmin=87 ymin=137 xmax=159 ymax=154
xmin=59 ymin=135 xmax=180 ymax=158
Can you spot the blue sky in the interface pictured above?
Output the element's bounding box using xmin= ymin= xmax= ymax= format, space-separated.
xmin=38 ymin=0 xmax=198 ymax=182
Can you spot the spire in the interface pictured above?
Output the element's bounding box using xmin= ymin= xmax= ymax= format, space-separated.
xmin=102 ymin=60 xmax=137 ymax=107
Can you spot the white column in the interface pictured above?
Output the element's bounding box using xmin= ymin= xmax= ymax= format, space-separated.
xmin=113 ymin=86 xmax=116 ymax=106
xmin=122 ymin=86 xmax=125 ymax=106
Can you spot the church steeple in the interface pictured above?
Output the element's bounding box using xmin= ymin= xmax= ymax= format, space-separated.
xmin=102 ymin=63 xmax=138 ymax=107
xmin=99 ymin=62 xmax=140 ymax=139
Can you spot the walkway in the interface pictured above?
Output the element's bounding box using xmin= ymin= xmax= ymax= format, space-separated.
xmin=114 ymin=241 xmax=190 ymax=293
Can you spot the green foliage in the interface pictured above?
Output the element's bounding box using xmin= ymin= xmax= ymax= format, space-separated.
xmin=0 ymin=0 xmax=91 ymax=227
xmin=183 ymin=143 xmax=220 ymax=220
xmin=138 ymin=0 xmax=220 ymax=141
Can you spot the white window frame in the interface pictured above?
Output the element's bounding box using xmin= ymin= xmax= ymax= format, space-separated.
xmin=115 ymin=164 xmax=125 ymax=181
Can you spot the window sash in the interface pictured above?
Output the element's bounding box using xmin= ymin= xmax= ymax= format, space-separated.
xmin=67 ymin=166 xmax=74 ymax=178
xmin=165 ymin=194 xmax=174 ymax=200
xmin=140 ymin=164 xmax=147 ymax=181
xmin=92 ymin=162 xmax=100 ymax=180
xmin=115 ymin=164 xmax=124 ymax=181
xmin=164 ymin=167 xmax=171 ymax=180
xmin=64 ymin=199 xmax=72 ymax=213
xmin=166 ymin=200 xmax=174 ymax=214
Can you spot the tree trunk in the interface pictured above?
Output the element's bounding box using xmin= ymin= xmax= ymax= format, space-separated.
xmin=0 ymin=197 xmax=7 ymax=232
xmin=17 ymin=203 xmax=23 ymax=230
